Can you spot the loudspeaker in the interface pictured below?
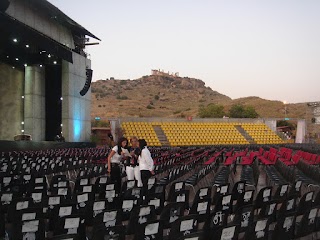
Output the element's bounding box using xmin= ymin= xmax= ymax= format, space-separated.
xmin=80 ymin=68 xmax=93 ymax=96
xmin=0 ymin=0 xmax=10 ymax=12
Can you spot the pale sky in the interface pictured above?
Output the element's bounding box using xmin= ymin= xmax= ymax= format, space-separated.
xmin=49 ymin=0 xmax=320 ymax=103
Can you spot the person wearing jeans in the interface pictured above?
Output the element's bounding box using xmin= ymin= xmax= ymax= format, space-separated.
xmin=138 ymin=139 xmax=154 ymax=197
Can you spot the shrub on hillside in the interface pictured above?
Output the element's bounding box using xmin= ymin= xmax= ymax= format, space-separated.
xmin=116 ymin=95 xmax=129 ymax=100
xmin=198 ymin=104 xmax=225 ymax=118
xmin=229 ymin=104 xmax=259 ymax=118
xmin=146 ymin=105 xmax=155 ymax=109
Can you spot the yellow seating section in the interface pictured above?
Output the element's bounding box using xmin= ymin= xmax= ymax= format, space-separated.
xmin=161 ymin=122 xmax=248 ymax=146
xmin=121 ymin=122 xmax=162 ymax=146
xmin=121 ymin=121 xmax=284 ymax=146
xmin=241 ymin=123 xmax=284 ymax=144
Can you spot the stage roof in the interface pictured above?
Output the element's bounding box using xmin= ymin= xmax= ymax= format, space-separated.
xmin=28 ymin=0 xmax=100 ymax=41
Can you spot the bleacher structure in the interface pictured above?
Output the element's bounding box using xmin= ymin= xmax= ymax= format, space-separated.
xmin=122 ymin=121 xmax=284 ymax=146
xmin=241 ymin=123 xmax=283 ymax=144
xmin=121 ymin=122 xmax=161 ymax=146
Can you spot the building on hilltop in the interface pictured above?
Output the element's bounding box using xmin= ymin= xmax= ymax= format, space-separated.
xmin=151 ymin=69 xmax=179 ymax=77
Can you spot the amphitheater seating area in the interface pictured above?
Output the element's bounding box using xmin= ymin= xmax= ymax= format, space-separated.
xmin=121 ymin=121 xmax=284 ymax=146
xmin=161 ymin=122 xmax=248 ymax=146
xmin=241 ymin=123 xmax=283 ymax=144
xmin=121 ymin=122 xmax=161 ymax=146
xmin=1 ymin=144 xmax=320 ymax=239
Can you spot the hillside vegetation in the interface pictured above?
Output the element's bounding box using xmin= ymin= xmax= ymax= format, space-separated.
xmin=91 ymin=75 xmax=306 ymax=120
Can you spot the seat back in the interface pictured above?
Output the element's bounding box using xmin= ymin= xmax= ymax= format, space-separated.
xmin=92 ymin=225 xmax=125 ymax=240
xmin=168 ymin=181 xmax=185 ymax=202
xmin=160 ymin=202 xmax=185 ymax=227
xmin=273 ymin=184 xmax=289 ymax=201
xmin=134 ymin=220 xmax=163 ymax=240
xmin=295 ymin=207 xmax=319 ymax=238
xmin=297 ymin=191 xmax=314 ymax=214
xmin=189 ymin=198 xmax=211 ymax=221
xmin=272 ymin=214 xmax=296 ymax=240
xmin=168 ymin=215 xmax=199 ymax=240
xmin=11 ymin=218 xmax=46 ymax=240
xmin=211 ymin=224 xmax=240 ymax=240
xmin=254 ymin=187 xmax=272 ymax=209
xmin=127 ymin=205 xmax=156 ymax=234
xmin=245 ymin=218 xmax=270 ymax=240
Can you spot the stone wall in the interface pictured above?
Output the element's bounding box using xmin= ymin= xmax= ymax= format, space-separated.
xmin=0 ymin=63 xmax=24 ymax=140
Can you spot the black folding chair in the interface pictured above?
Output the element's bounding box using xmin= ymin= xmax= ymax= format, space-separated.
xmin=92 ymin=225 xmax=126 ymax=240
xmin=203 ymin=210 xmax=228 ymax=238
xmin=211 ymin=224 xmax=240 ymax=240
xmin=295 ymin=207 xmax=319 ymax=239
xmin=244 ymin=218 xmax=271 ymax=240
xmin=134 ymin=219 xmax=163 ymax=240
xmin=160 ymin=202 xmax=186 ymax=228
xmin=271 ymin=213 xmax=296 ymax=240
xmin=126 ymin=205 xmax=156 ymax=235
xmin=168 ymin=214 xmax=199 ymax=240
xmin=189 ymin=198 xmax=211 ymax=222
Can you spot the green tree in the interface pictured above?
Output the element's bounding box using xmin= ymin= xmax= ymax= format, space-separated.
xmin=229 ymin=104 xmax=259 ymax=118
xmin=198 ymin=104 xmax=225 ymax=118
xmin=245 ymin=106 xmax=259 ymax=118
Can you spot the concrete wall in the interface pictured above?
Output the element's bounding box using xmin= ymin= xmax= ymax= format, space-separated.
xmin=0 ymin=63 xmax=24 ymax=140
xmin=305 ymin=104 xmax=320 ymax=140
xmin=296 ymin=120 xmax=306 ymax=143
xmin=62 ymin=52 xmax=91 ymax=142
xmin=24 ymin=66 xmax=46 ymax=141
xmin=6 ymin=0 xmax=75 ymax=49
xmin=264 ymin=119 xmax=277 ymax=132
xmin=120 ymin=117 xmax=264 ymax=124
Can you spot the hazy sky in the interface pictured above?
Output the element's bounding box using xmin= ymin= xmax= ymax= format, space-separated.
xmin=49 ymin=0 xmax=320 ymax=103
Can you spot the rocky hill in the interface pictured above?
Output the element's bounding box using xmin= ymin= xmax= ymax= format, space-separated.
xmin=91 ymin=75 xmax=306 ymax=120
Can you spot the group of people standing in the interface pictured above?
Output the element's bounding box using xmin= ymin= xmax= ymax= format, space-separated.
xmin=107 ymin=136 xmax=154 ymax=196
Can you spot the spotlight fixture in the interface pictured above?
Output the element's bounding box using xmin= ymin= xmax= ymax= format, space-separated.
xmin=21 ymin=129 xmax=25 ymax=133
xmin=53 ymin=61 xmax=57 ymax=64
xmin=15 ymin=58 xmax=19 ymax=61
xmin=12 ymin=66 xmax=15 ymax=69
xmin=22 ymin=96 xmax=24 ymax=99
xmin=39 ymin=64 xmax=43 ymax=67
xmin=25 ymin=44 xmax=29 ymax=48
xmin=24 ymin=64 xmax=27 ymax=67
xmin=13 ymin=38 xmax=18 ymax=43
xmin=48 ymin=54 xmax=51 ymax=58
xmin=60 ymin=97 xmax=63 ymax=100
xmin=60 ymin=124 xmax=63 ymax=127
xmin=6 ymin=56 xmax=9 ymax=58
xmin=21 ymin=122 xmax=24 ymax=125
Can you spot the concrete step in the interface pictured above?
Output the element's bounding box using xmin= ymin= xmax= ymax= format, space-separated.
xmin=235 ymin=125 xmax=256 ymax=144
xmin=153 ymin=125 xmax=170 ymax=146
